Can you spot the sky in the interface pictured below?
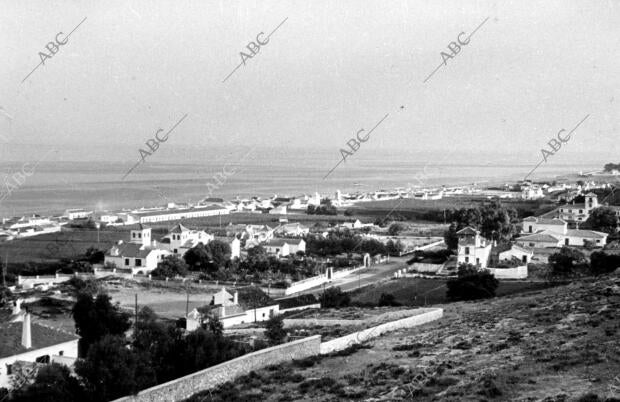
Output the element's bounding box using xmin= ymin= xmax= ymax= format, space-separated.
xmin=1 ymin=0 xmax=619 ymax=169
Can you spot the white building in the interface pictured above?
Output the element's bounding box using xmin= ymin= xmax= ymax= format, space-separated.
xmin=456 ymin=227 xmax=492 ymax=268
xmin=64 ymin=209 xmax=93 ymax=220
xmin=558 ymin=193 xmax=598 ymax=223
xmin=264 ymin=238 xmax=306 ymax=257
xmin=0 ymin=313 xmax=79 ymax=389
xmin=187 ymin=288 xmax=279 ymax=329
xmin=104 ymin=225 xmax=171 ymax=274
xmin=518 ymin=216 xmax=608 ymax=248
xmin=132 ymin=205 xmax=229 ymax=224
xmin=498 ymin=244 xmax=534 ymax=265
xmin=269 ymin=205 xmax=287 ymax=215
xmin=274 ymin=222 xmax=310 ymax=237
xmin=158 ymin=224 xmax=213 ymax=256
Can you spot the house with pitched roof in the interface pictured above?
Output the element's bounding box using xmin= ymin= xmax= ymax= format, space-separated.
xmin=518 ymin=215 xmax=608 ymax=248
xmin=264 ymin=238 xmax=306 ymax=257
xmin=158 ymin=224 xmax=213 ymax=256
xmin=558 ymin=193 xmax=599 ymax=223
xmin=104 ymin=225 xmax=171 ymax=273
xmin=186 ymin=287 xmax=279 ymax=329
xmin=456 ymin=227 xmax=492 ymax=268
xmin=0 ymin=312 xmax=79 ymax=388
xmin=274 ymin=222 xmax=310 ymax=237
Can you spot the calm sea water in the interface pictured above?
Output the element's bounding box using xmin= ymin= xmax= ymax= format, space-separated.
xmin=0 ymin=146 xmax=602 ymax=218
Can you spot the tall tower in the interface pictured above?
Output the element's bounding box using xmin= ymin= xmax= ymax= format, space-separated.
xmin=585 ymin=193 xmax=598 ymax=212
xmin=130 ymin=223 xmax=151 ymax=246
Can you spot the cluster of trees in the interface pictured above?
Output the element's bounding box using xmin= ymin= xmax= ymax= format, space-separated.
xmin=10 ymin=292 xmax=250 ymax=402
xmin=183 ymin=240 xmax=232 ymax=273
xmin=444 ymin=201 xmax=520 ymax=249
xmin=603 ymin=163 xmax=620 ymax=172
xmin=586 ymin=207 xmax=619 ymax=234
xmin=306 ymin=232 xmax=387 ymax=256
xmin=547 ymin=247 xmax=620 ymax=278
xmin=307 ymin=199 xmax=337 ymax=215
xmin=150 ymin=255 xmax=189 ymax=278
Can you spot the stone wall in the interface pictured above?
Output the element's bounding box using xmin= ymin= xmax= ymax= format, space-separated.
xmin=410 ymin=263 xmax=443 ymax=273
xmin=113 ymin=335 xmax=321 ymax=402
xmin=485 ymin=265 xmax=528 ymax=279
xmin=319 ymin=308 xmax=443 ymax=354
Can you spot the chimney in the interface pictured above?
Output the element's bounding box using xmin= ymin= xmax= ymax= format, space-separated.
xmin=233 ymin=291 xmax=238 ymax=305
xmin=22 ymin=312 xmax=32 ymax=349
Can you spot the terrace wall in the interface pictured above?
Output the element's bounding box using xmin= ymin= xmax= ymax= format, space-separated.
xmin=485 ymin=265 xmax=528 ymax=279
xmin=113 ymin=335 xmax=322 ymax=402
xmin=319 ymin=308 xmax=443 ymax=354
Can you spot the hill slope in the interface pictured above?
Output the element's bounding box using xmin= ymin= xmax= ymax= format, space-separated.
xmin=189 ymin=275 xmax=620 ymax=401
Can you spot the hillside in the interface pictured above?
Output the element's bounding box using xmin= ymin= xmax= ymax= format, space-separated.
xmin=189 ymin=275 xmax=620 ymax=401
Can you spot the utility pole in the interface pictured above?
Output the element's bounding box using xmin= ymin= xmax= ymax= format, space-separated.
xmin=185 ymin=282 xmax=190 ymax=317
xmin=134 ymin=293 xmax=138 ymax=326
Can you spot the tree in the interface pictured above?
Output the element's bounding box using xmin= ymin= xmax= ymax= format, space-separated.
xmin=66 ymin=277 xmax=100 ymax=296
xmin=0 ymin=286 xmax=12 ymax=308
xmin=587 ymin=207 xmax=619 ymax=234
xmin=319 ymin=287 xmax=350 ymax=308
xmin=264 ymin=314 xmax=286 ymax=345
xmin=151 ymin=255 xmax=189 ymax=278
xmin=11 ymin=363 xmax=85 ymax=402
xmin=206 ymin=240 xmax=232 ymax=267
xmin=446 ymin=264 xmax=499 ymax=301
xmin=206 ymin=315 xmax=224 ymax=337
xmin=183 ymin=243 xmax=211 ymax=270
xmin=84 ymin=247 xmax=105 ymax=264
xmin=387 ymin=222 xmax=407 ymax=235
xmin=386 ymin=239 xmax=405 ymax=256
xmin=72 ymin=293 xmax=132 ymax=355
xmin=443 ymin=223 xmax=459 ymax=250
xmin=76 ymin=335 xmax=156 ymax=402
xmin=548 ymin=246 xmax=587 ymax=278
xmin=589 ymin=251 xmax=620 ymax=275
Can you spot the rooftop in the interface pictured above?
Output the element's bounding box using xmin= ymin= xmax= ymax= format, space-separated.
xmin=0 ymin=321 xmax=78 ymax=359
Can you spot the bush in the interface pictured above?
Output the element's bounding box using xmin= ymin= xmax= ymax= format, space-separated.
xmin=446 ymin=264 xmax=499 ymax=301
xmin=319 ymin=287 xmax=350 ymax=308
xmin=590 ymin=251 xmax=620 ymax=275
xmin=377 ymin=292 xmax=401 ymax=307
xmin=264 ymin=315 xmax=286 ymax=345
xmin=548 ymin=246 xmax=587 ymax=278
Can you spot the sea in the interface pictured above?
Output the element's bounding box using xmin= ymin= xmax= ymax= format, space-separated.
xmin=0 ymin=144 xmax=605 ymax=218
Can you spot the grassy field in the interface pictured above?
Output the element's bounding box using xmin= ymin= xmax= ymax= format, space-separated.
xmin=349 ymin=278 xmax=559 ymax=307
xmin=0 ymin=227 xmax=126 ymax=263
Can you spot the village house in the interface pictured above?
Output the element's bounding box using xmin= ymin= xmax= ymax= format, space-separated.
xmin=456 ymin=227 xmax=492 ymax=268
xmin=186 ymin=288 xmax=279 ymax=329
xmin=64 ymin=209 xmax=93 ymax=220
xmin=264 ymin=238 xmax=306 ymax=257
xmin=557 ymin=192 xmax=599 ymax=224
xmin=0 ymin=310 xmax=79 ymax=388
xmin=104 ymin=225 xmax=171 ymax=274
xmin=131 ymin=204 xmax=229 ymax=224
xmin=498 ymin=244 xmax=534 ymax=264
xmin=518 ymin=216 xmax=608 ymax=248
xmin=274 ymin=222 xmax=310 ymax=237
xmin=158 ymin=224 xmax=213 ymax=256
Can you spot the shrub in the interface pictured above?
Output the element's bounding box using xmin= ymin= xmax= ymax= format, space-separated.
xmin=590 ymin=251 xmax=620 ymax=275
xmin=319 ymin=287 xmax=350 ymax=308
xmin=446 ymin=264 xmax=499 ymax=301
xmin=264 ymin=315 xmax=286 ymax=345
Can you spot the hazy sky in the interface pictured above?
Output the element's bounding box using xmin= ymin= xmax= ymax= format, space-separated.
xmin=1 ymin=0 xmax=619 ymax=167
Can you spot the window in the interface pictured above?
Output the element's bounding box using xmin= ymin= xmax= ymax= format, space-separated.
xmin=174 ymin=249 xmax=178 ymax=254
xmin=476 ymin=258 xmax=480 ymax=265
xmin=565 ymin=239 xmax=569 ymax=245
xmin=464 ymin=247 xmax=470 ymax=255
xmin=529 ymin=243 xmax=535 ymax=247
xmin=262 ymin=313 xmax=266 ymax=317
xmin=6 ymin=364 xmax=12 ymax=375
xmin=579 ymin=210 xmax=583 ymax=213
xmin=528 ymin=226 xmax=532 ymax=233
xmin=465 ymin=257 xmax=469 ymax=263
xmin=59 ymin=351 xmax=64 ymax=356
xmin=596 ymin=240 xmax=601 ymax=243
xmin=125 ymin=258 xmax=130 ymax=266
xmin=132 ymin=233 xmax=136 ymax=238
xmin=135 ymin=259 xmax=142 ymax=267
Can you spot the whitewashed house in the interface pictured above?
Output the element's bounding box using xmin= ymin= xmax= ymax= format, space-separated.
xmin=0 ymin=312 xmax=79 ymax=389
xmin=264 ymin=238 xmax=306 ymax=257
xmin=104 ymin=225 xmax=171 ymax=274
xmin=158 ymin=224 xmax=213 ymax=256
xmin=518 ymin=215 xmax=608 ymax=248
xmin=456 ymin=227 xmax=492 ymax=268
xmin=274 ymin=222 xmax=310 ymax=237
